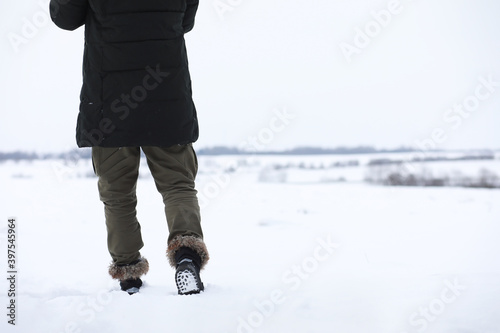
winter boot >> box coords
[175,247,204,295]
[108,257,149,295]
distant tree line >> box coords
[1,146,409,161]
[197,145,415,155]
[1,146,498,162]
[368,154,495,166]
[0,149,92,162]
[366,166,500,189]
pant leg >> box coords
[92,146,143,266]
[141,144,203,243]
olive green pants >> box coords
[92,144,203,266]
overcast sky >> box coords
[1,0,499,153]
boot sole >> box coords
[176,268,204,295]
[125,287,140,295]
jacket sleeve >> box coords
[183,0,199,33]
[49,0,89,31]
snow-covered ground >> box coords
[1,154,499,333]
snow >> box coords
[1,154,500,333]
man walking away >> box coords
[49,0,209,295]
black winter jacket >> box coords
[50,0,199,147]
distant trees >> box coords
[0,151,38,162]
[366,163,500,189]
[196,145,414,155]
[2,147,499,189]
[0,149,91,162]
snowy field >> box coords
[1,153,500,333]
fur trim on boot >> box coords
[167,235,209,270]
[108,257,149,280]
